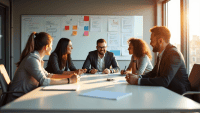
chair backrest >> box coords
[0,64,11,107]
[188,64,200,102]
[0,64,11,93]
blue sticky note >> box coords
[84,26,89,31]
[110,50,120,56]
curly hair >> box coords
[128,38,152,60]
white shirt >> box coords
[97,54,105,72]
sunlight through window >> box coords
[189,0,200,73]
[167,0,180,51]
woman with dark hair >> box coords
[121,38,153,75]
[7,32,78,103]
[45,38,86,75]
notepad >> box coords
[42,84,80,91]
[79,90,132,100]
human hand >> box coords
[69,73,78,83]
[83,68,87,73]
[121,70,131,75]
[75,69,85,75]
[90,68,98,74]
[102,68,111,74]
[125,73,139,85]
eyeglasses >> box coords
[97,46,107,49]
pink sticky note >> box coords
[84,31,89,36]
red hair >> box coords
[128,38,152,60]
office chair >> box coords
[0,64,24,107]
[182,64,200,103]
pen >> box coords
[124,66,127,71]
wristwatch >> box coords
[68,78,70,84]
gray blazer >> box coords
[82,50,120,73]
[7,51,50,103]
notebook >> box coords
[79,90,132,100]
[42,84,80,91]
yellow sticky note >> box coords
[73,25,77,30]
[72,31,77,36]
[84,31,89,36]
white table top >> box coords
[1,73,200,113]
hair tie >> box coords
[35,33,39,37]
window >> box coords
[189,0,200,73]
[191,49,196,55]
[193,57,196,62]
[166,0,180,51]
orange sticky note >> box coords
[72,31,77,36]
[84,16,89,21]
[65,26,69,30]
[73,25,77,30]
[84,31,89,36]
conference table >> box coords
[1,73,200,113]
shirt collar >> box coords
[98,53,105,59]
[158,48,165,60]
[33,50,42,61]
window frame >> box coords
[162,0,190,73]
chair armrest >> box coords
[182,91,200,96]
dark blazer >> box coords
[82,50,120,73]
[140,44,191,95]
[45,52,77,74]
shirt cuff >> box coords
[138,78,141,85]
[110,69,113,73]
[41,78,51,86]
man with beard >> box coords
[125,26,191,96]
[82,39,120,74]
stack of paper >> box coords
[42,84,80,91]
[79,90,132,100]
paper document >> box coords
[79,90,132,100]
[42,84,80,91]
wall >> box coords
[12,0,156,76]
[0,0,9,6]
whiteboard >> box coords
[21,15,143,60]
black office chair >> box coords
[182,64,200,103]
[0,64,24,107]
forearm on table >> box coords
[49,78,69,85]
[63,71,75,75]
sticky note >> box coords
[84,31,89,36]
[65,26,69,30]
[73,25,77,30]
[84,26,89,31]
[110,50,120,56]
[84,16,89,21]
[72,31,77,36]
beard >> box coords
[98,50,106,55]
[152,42,161,52]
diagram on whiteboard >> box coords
[21,15,143,60]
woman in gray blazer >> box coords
[45,38,86,75]
[7,32,78,104]
[121,38,153,75]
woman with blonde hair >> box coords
[121,38,153,75]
